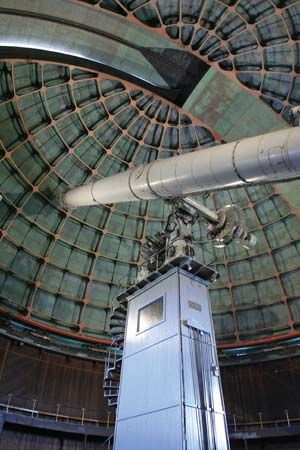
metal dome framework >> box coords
[1,60,300,349]
[78,0,300,122]
[0,60,217,341]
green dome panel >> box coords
[1,61,300,347]
[78,0,300,121]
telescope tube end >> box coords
[60,192,73,211]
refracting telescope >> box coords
[61,128,300,208]
[61,128,300,264]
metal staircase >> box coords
[102,256,217,409]
[103,297,128,407]
[103,203,218,411]
[99,434,114,450]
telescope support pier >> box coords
[113,266,230,450]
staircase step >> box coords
[108,400,118,407]
[103,383,119,389]
[109,328,125,337]
[110,321,125,327]
[110,330,125,336]
[110,320,126,328]
[106,367,121,375]
[114,304,127,314]
[104,390,119,397]
[104,374,120,382]
[110,324,125,330]
[115,304,126,312]
[112,337,125,346]
[106,365,121,373]
[104,372,120,379]
[111,311,127,321]
[117,296,129,306]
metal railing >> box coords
[0,392,115,428]
[228,410,300,432]
[108,237,218,310]
[99,434,114,450]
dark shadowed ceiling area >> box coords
[0,0,300,361]
[78,0,300,122]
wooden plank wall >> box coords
[0,336,109,422]
[222,357,300,423]
[0,334,299,427]
[0,425,102,450]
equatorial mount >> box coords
[138,197,256,282]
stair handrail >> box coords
[99,433,114,449]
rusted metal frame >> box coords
[0,306,111,345]
[71,0,299,118]
[4,66,79,321]
[0,203,81,331]
[274,184,300,222]
[215,269,284,293]
[193,187,280,248]
[2,189,75,319]
[115,91,163,162]
[253,193,299,336]
[213,277,297,316]
[132,192,152,278]
[211,185,295,345]
[64,78,130,173]
[31,77,212,192]
[0,58,221,139]
[211,217,297,267]
[15,61,221,324]
[87,206,122,334]
[62,211,142,243]
[233,315,291,338]
[1,59,298,348]
[0,221,115,302]
[219,330,300,349]
[0,150,61,322]
[29,63,222,312]
[210,190,241,343]
[0,4,194,81]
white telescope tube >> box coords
[61,127,300,208]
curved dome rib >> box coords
[76,0,300,122]
[1,60,300,349]
[0,60,218,342]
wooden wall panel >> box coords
[0,336,109,421]
[221,357,300,423]
[0,427,61,450]
[0,335,300,426]
[62,438,103,450]
[0,426,103,450]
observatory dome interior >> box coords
[0,1,300,449]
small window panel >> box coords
[137,296,164,333]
